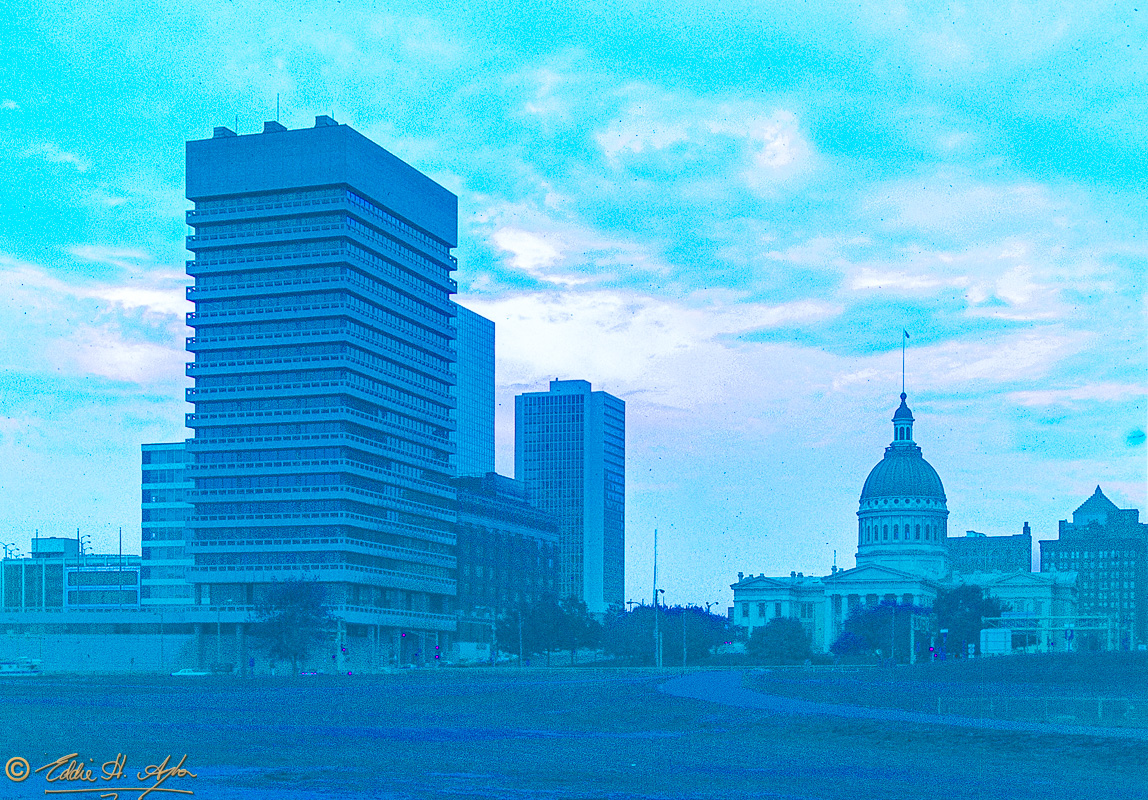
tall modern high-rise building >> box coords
[514,380,624,613]
[451,304,495,477]
[184,117,458,663]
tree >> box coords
[831,601,924,663]
[496,597,563,665]
[602,604,657,665]
[556,597,601,665]
[747,617,812,665]
[251,579,337,674]
[933,585,1006,658]
[601,605,729,666]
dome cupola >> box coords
[855,392,950,579]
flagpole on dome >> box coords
[902,329,909,395]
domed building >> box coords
[730,391,1077,657]
[855,392,949,579]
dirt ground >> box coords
[0,668,1144,799]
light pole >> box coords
[655,588,665,668]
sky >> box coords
[0,0,1145,607]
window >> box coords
[883,525,889,541]
[893,525,899,540]
[774,602,782,617]
[757,602,765,618]
[741,603,748,618]
[915,524,921,540]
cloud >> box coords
[461,289,840,408]
[0,253,189,386]
[53,326,186,384]
[921,330,1087,387]
[24,141,91,173]
[864,172,1063,239]
[594,85,816,193]
[70,245,153,270]
[0,99,18,111]
[1008,383,1147,407]
[477,201,671,286]
[829,328,1087,394]
[490,228,573,284]
[851,268,969,293]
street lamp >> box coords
[654,589,665,668]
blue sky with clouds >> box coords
[1,0,1144,604]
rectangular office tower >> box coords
[451,305,495,477]
[184,118,458,663]
[515,380,624,613]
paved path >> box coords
[659,670,1148,741]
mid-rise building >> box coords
[515,379,624,614]
[946,526,1033,574]
[452,472,559,661]
[1040,487,1147,647]
[141,442,195,607]
[451,305,495,477]
[184,117,459,663]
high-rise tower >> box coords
[514,380,624,613]
[450,304,495,478]
[184,118,458,661]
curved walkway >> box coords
[659,670,1148,741]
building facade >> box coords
[947,526,1033,574]
[184,117,459,663]
[451,304,495,478]
[141,442,195,607]
[3,545,140,611]
[1039,487,1147,647]
[515,380,624,614]
[452,472,559,662]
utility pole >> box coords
[652,528,659,668]
[682,606,688,669]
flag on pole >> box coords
[903,329,909,339]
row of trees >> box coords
[248,579,1007,671]
[495,599,732,666]
[249,582,736,670]
[831,584,1004,662]
[747,584,1007,665]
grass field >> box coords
[0,663,1145,799]
[747,652,1148,726]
